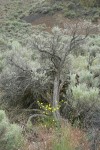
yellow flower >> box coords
[48,107,52,110]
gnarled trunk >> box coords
[53,73,60,121]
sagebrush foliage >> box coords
[0,110,24,150]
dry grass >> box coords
[21,122,90,150]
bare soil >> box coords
[23,12,100,34]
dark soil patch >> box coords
[22,13,46,23]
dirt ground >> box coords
[23,12,100,34]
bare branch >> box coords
[9,58,33,73]
[61,26,89,67]
[28,114,47,122]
